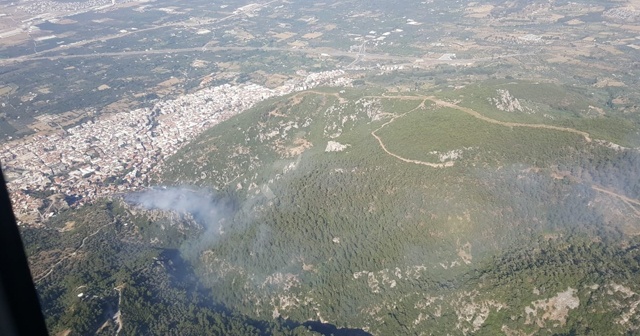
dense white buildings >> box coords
[0,70,349,225]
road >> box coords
[365,94,640,216]
[425,96,593,143]
[0,45,357,63]
[0,42,533,68]
[346,41,366,69]
[591,185,640,216]
[362,95,592,142]
[371,98,455,168]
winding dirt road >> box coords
[364,95,593,143]
[370,99,455,168]
[365,95,594,168]
[426,97,592,143]
[592,185,640,216]
[365,94,640,213]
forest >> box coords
[24,83,640,335]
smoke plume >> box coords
[126,186,238,255]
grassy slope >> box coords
[439,81,640,147]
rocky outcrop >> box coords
[491,89,525,113]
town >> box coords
[0,70,350,225]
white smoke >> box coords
[126,186,239,257]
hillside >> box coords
[27,82,640,335]
[147,82,640,334]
